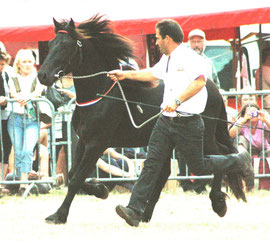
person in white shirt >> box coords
[108,19,252,227]
[188,29,220,88]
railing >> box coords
[2,89,270,194]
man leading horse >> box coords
[108,19,253,227]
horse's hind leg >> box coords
[142,158,171,223]
[45,144,105,224]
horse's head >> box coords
[39,15,135,87]
[38,18,83,86]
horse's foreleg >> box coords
[209,173,228,217]
[68,139,109,199]
[142,158,171,223]
[68,138,85,180]
[45,144,105,224]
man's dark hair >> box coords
[155,19,183,43]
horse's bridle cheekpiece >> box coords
[55,30,83,79]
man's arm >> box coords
[163,75,206,113]
[108,69,158,82]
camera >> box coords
[250,111,259,117]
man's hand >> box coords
[107,70,126,81]
[163,100,178,113]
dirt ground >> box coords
[0,187,270,241]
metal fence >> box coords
[0,98,56,197]
[2,89,270,193]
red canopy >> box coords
[0,7,270,43]
[113,7,270,41]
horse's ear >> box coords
[68,18,76,29]
[53,18,61,32]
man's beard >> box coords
[193,47,203,55]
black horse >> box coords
[38,15,247,224]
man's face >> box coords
[189,36,204,55]
[155,29,169,55]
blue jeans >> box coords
[8,113,39,177]
[128,115,208,214]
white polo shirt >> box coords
[150,44,208,117]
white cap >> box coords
[188,29,205,39]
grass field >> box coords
[0,187,270,241]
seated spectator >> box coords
[114,147,147,159]
[0,51,12,191]
[87,148,136,192]
[229,103,270,190]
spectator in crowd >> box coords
[188,29,220,88]
[237,88,258,110]
[7,49,44,195]
[87,148,136,192]
[0,51,12,190]
[229,103,270,190]
[0,42,13,77]
[229,103,270,154]
[255,47,270,114]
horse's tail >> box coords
[216,96,247,202]
[226,173,247,202]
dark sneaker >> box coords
[237,150,254,178]
[115,205,142,227]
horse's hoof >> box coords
[45,212,67,224]
[210,191,228,218]
[213,203,227,217]
[95,183,109,200]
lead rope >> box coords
[115,80,162,128]
[59,71,161,128]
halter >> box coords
[55,30,83,79]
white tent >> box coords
[1,0,269,28]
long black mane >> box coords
[77,15,135,65]
[57,15,154,89]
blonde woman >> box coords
[8,49,44,195]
